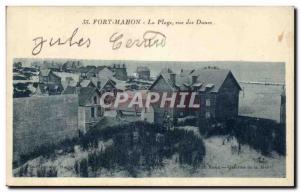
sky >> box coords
[14,58,285,83]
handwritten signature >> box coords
[109,31,166,50]
[32,28,166,55]
[32,28,91,56]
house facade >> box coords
[148,68,241,127]
[77,87,104,132]
[64,77,118,132]
[36,69,63,95]
[188,69,241,123]
[148,72,176,125]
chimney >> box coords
[97,81,101,89]
[192,75,198,84]
[170,73,176,86]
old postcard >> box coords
[6,7,294,186]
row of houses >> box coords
[14,61,248,131]
[74,67,242,129]
[33,61,128,81]
[34,68,238,127]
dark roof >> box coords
[90,77,116,90]
[150,68,241,93]
[78,87,99,106]
[22,67,38,72]
[191,69,241,92]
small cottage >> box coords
[77,87,104,132]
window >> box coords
[91,107,95,118]
[93,96,97,104]
[205,111,211,119]
[206,98,211,107]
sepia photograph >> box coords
[12,59,286,178]
[6,6,294,187]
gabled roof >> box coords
[149,68,241,93]
[148,73,176,91]
[97,67,115,78]
[90,77,116,91]
[191,69,241,92]
[78,87,99,106]
[148,68,176,91]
